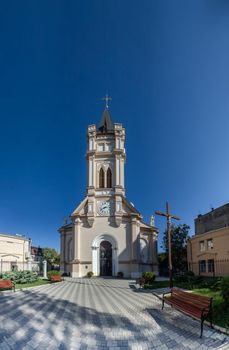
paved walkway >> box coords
[0,278,228,350]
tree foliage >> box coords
[43,248,60,265]
[161,224,190,273]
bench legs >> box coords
[210,313,213,328]
[162,299,165,310]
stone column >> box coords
[92,246,99,276]
[43,260,47,279]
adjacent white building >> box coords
[0,233,31,273]
[59,105,158,278]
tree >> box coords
[158,252,169,277]
[161,224,190,274]
[42,248,60,266]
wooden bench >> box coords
[162,288,213,337]
[0,279,15,292]
[50,275,63,283]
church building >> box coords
[59,101,158,278]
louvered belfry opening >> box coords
[99,168,105,188]
[107,167,112,188]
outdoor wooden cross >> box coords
[155,201,180,288]
[102,94,112,109]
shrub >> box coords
[87,271,93,278]
[185,271,195,277]
[2,271,38,284]
[220,277,229,306]
[117,271,124,278]
[137,277,145,288]
[61,272,70,277]
[175,271,195,283]
[142,272,155,284]
[47,270,60,280]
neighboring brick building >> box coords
[187,203,229,276]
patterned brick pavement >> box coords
[0,278,228,349]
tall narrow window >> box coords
[107,167,112,188]
[99,168,105,188]
[199,260,206,273]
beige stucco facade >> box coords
[59,106,158,278]
[187,226,229,277]
[0,233,31,273]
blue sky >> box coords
[0,1,229,251]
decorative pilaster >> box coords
[73,218,82,261]
[60,234,65,262]
[131,218,140,262]
[43,260,47,279]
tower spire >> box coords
[98,95,114,133]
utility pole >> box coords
[155,201,180,289]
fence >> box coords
[188,259,229,277]
[0,260,43,276]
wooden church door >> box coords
[100,241,112,276]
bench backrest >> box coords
[0,279,13,287]
[171,288,212,309]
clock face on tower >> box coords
[97,200,112,216]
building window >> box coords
[207,239,213,250]
[107,168,112,188]
[199,260,206,273]
[139,238,148,263]
[68,239,73,261]
[99,168,105,188]
[11,263,18,272]
[208,259,214,273]
[98,143,104,152]
[200,241,205,252]
[105,143,112,152]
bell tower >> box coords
[59,97,159,278]
[86,99,126,227]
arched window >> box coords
[107,167,112,188]
[99,168,105,188]
[139,238,148,263]
[68,239,73,261]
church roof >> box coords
[98,107,114,133]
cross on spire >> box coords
[102,94,112,109]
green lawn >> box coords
[192,288,229,329]
[0,279,51,291]
[144,280,229,329]
[144,280,170,289]
[15,279,51,289]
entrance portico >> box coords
[92,234,118,276]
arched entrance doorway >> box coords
[100,241,112,276]
[91,234,118,276]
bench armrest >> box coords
[162,291,171,298]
